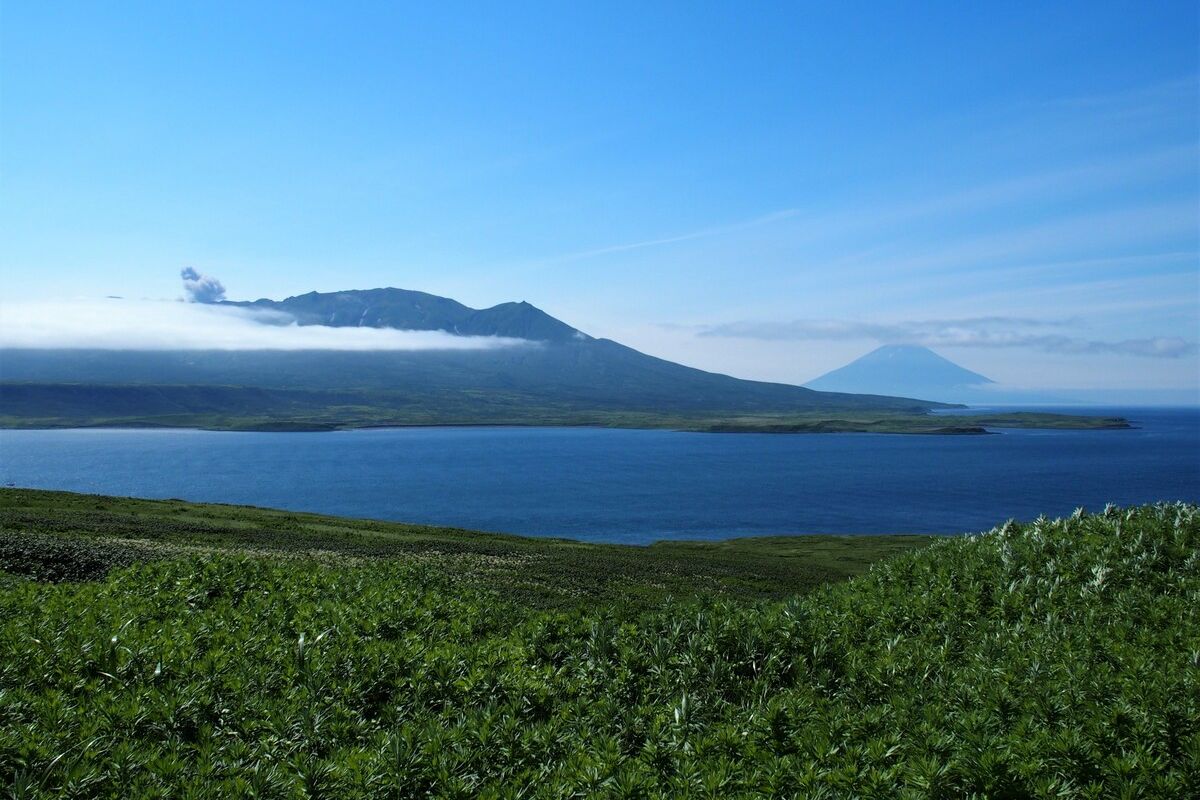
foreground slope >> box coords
[0,493,1195,797]
[0,489,929,607]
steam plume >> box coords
[181,267,226,303]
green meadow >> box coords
[0,490,1196,798]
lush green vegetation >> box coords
[1,492,1195,797]
[0,490,931,609]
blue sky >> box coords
[2,2,1197,394]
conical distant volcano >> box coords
[805,345,993,402]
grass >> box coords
[0,489,934,609]
[0,491,1195,797]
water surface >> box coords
[2,407,1196,544]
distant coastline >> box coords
[0,410,1130,435]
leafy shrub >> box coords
[0,503,1196,797]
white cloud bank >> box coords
[0,298,534,351]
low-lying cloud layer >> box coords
[0,298,534,351]
[697,316,1197,358]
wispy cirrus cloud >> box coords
[694,316,1198,358]
[527,138,1196,273]
[542,209,803,264]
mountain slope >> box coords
[2,289,950,416]
[0,342,939,415]
[806,345,993,401]
[0,289,983,429]
[225,288,583,343]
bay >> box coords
[1,407,1196,544]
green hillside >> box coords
[0,490,931,608]
[0,491,1195,797]
[0,342,942,416]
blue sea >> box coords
[1,407,1197,544]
